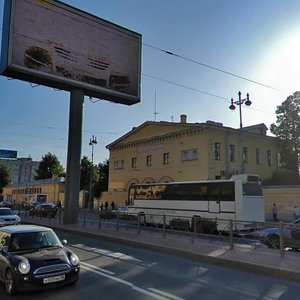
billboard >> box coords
[0,0,142,105]
[0,149,17,159]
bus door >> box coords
[208,200,220,213]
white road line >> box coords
[72,243,142,263]
[81,264,175,300]
[148,288,186,300]
[80,261,115,275]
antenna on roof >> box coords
[154,91,158,121]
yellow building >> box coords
[106,116,280,206]
[2,177,65,206]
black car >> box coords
[0,225,80,295]
[29,203,58,218]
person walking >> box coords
[293,205,300,220]
[272,203,278,222]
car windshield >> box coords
[9,231,62,252]
[0,209,14,216]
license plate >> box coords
[43,275,65,284]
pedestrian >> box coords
[293,206,300,220]
[105,201,108,211]
[272,203,278,222]
[111,201,115,211]
[100,202,103,211]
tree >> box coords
[270,91,300,178]
[94,160,109,198]
[34,152,65,180]
[80,156,99,202]
[0,164,10,193]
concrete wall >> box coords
[263,186,300,222]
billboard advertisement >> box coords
[0,149,17,159]
[0,0,142,105]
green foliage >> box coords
[34,152,64,180]
[270,91,300,174]
[169,218,190,231]
[80,156,92,191]
[93,160,109,198]
[0,164,10,192]
[262,169,300,185]
[191,216,218,234]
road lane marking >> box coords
[81,264,184,300]
[72,243,142,263]
[80,261,115,275]
[148,288,185,300]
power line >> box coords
[144,43,281,92]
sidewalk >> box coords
[22,216,300,282]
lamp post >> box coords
[229,91,252,129]
[229,91,252,174]
[89,135,97,209]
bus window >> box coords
[220,183,234,201]
[243,183,263,196]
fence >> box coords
[18,208,300,257]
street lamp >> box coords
[229,91,252,129]
[89,135,97,209]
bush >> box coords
[169,218,190,231]
[99,211,115,219]
[192,216,218,234]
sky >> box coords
[1,0,300,168]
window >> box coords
[181,149,198,161]
[267,150,272,166]
[114,160,124,169]
[243,146,248,163]
[229,144,235,162]
[131,157,137,168]
[215,143,221,160]
[163,152,170,164]
[256,149,261,165]
[146,155,152,166]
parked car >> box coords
[0,200,12,208]
[253,218,300,249]
[0,208,21,226]
[0,225,80,295]
[29,203,58,218]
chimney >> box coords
[180,114,187,123]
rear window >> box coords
[243,183,263,196]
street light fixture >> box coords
[229,91,252,129]
[89,135,97,209]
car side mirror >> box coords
[61,239,67,245]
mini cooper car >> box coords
[0,225,80,295]
[0,208,21,226]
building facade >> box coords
[106,116,280,206]
[2,177,65,205]
[0,157,39,184]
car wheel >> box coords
[5,268,17,295]
[266,234,280,249]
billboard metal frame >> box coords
[0,0,142,105]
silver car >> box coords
[0,208,21,226]
[254,218,300,249]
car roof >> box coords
[0,207,12,210]
[0,225,52,234]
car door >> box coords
[289,219,300,248]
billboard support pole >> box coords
[63,89,84,224]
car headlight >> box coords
[70,253,79,266]
[18,260,30,274]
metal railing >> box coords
[18,208,300,257]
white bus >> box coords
[127,174,265,231]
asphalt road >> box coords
[1,229,300,299]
